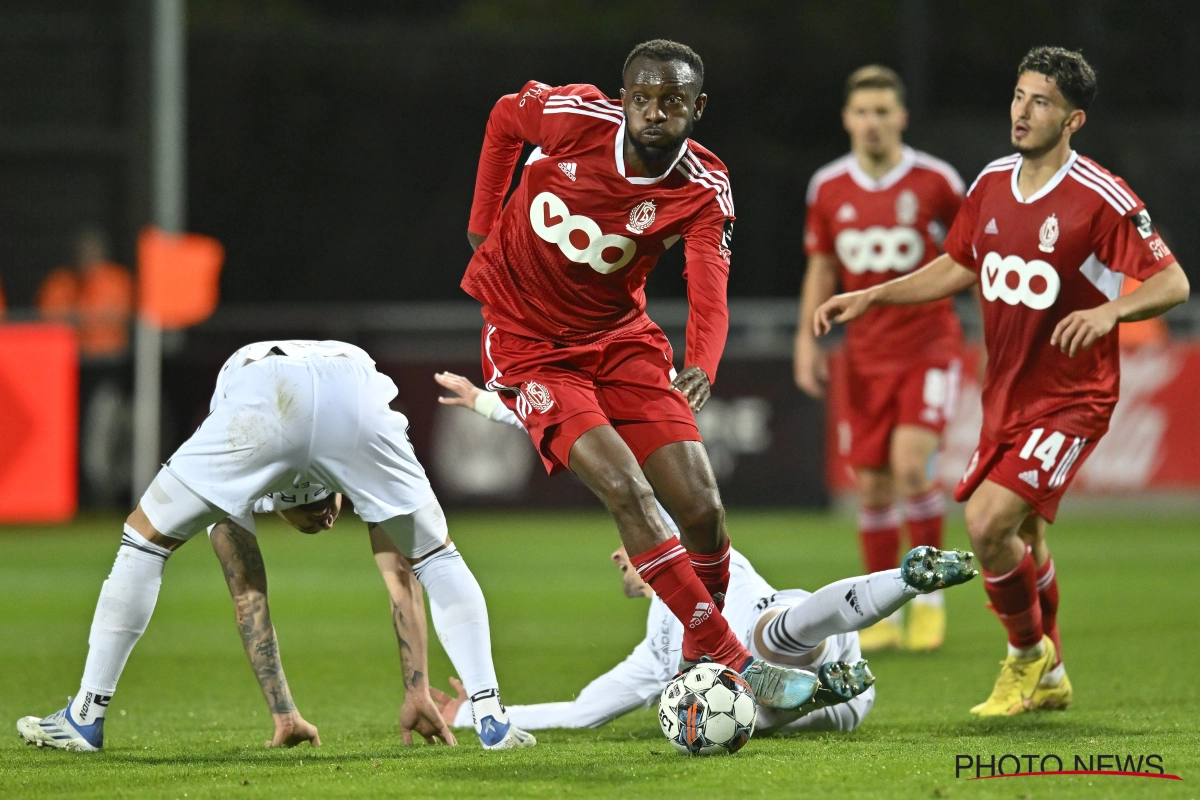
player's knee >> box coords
[596,471,656,518]
[671,493,724,540]
[964,501,1007,554]
[894,462,930,497]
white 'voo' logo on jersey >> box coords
[530,191,637,274]
[834,226,924,274]
[980,252,1060,310]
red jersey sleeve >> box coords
[803,185,833,256]
[1092,184,1175,281]
[681,204,733,383]
[943,181,981,269]
[468,80,555,237]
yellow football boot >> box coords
[1032,669,1073,710]
[970,635,1057,716]
[857,617,904,652]
[904,600,946,651]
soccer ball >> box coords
[658,662,757,755]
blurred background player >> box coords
[460,39,821,710]
[37,227,134,360]
[18,340,534,751]
[815,47,1189,716]
[794,66,966,652]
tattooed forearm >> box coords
[213,521,295,714]
[369,524,434,698]
[391,598,422,689]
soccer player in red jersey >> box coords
[462,40,836,710]
[815,47,1189,715]
[795,66,966,653]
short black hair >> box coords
[1018,46,1097,110]
[845,64,906,107]
[622,39,704,92]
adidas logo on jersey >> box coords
[836,202,857,222]
[558,161,577,181]
[984,218,999,235]
[1018,469,1040,489]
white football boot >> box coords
[471,689,536,750]
[17,699,104,752]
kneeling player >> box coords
[17,340,533,751]
[436,542,976,733]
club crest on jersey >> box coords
[836,202,857,222]
[1038,214,1059,253]
[895,189,919,225]
[522,382,554,413]
[558,161,577,181]
[626,200,657,234]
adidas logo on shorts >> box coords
[1018,469,1040,489]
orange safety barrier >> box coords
[137,227,224,329]
[0,324,79,523]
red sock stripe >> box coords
[982,549,1043,649]
[903,487,945,522]
[629,538,688,582]
[858,504,901,532]
[688,539,731,568]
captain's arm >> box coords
[468,81,553,246]
[1051,261,1189,356]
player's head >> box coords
[620,39,706,162]
[842,65,908,158]
[277,493,343,534]
[1011,47,1095,156]
[611,546,653,599]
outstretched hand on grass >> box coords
[430,677,468,735]
[400,689,457,746]
[267,711,321,748]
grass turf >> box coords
[0,510,1196,799]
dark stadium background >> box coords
[4,0,1198,509]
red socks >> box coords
[858,505,901,574]
[1037,557,1062,665]
[982,547,1043,649]
[629,538,750,669]
[904,487,945,550]
[689,540,731,610]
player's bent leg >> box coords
[19,469,226,752]
[378,503,535,750]
[1012,514,1070,706]
[855,467,905,651]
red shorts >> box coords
[954,424,1099,523]
[481,323,701,474]
[839,358,961,469]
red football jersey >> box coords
[944,151,1175,442]
[462,81,735,382]
[805,147,964,372]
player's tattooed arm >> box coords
[210,520,321,747]
[369,524,457,745]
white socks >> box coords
[71,526,171,726]
[762,569,916,656]
[411,544,502,721]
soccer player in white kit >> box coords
[433,372,978,733]
[17,340,534,752]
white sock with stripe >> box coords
[71,526,171,726]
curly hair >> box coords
[622,39,704,92]
[1018,46,1097,110]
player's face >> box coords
[611,547,653,599]
[277,493,343,534]
[843,88,907,158]
[1011,71,1085,156]
[620,58,706,162]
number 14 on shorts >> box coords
[1018,427,1088,488]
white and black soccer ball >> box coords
[658,662,757,755]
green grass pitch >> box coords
[1,510,1197,799]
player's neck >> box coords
[1015,138,1073,200]
[852,144,904,181]
[622,134,684,179]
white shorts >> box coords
[154,353,435,536]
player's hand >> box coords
[671,366,712,413]
[813,290,874,336]
[1050,305,1119,357]
[467,231,487,251]
[266,711,321,748]
[400,689,458,746]
[793,340,829,399]
[435,372,482,409]
[430,677,468,732]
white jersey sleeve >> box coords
[473,390,524,429]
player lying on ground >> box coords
[17,340,533,751]
[815,47,1189,716]
[794,65,967,653]
[437,543,976,734]
[462,38,820,710]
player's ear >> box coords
[1063,107,1086,136]
[693,93,707,120]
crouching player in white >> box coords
[17,341,534,752]
[433,373,978,734]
